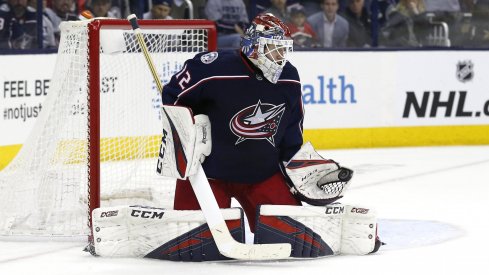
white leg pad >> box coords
[92,205,243,261]
[255,204,379,257]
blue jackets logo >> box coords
[229,100,285,146]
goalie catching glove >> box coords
[156,105,211,179]
[283,142,353,206]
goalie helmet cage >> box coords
[0,19,217,237]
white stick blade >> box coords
[210,224,292,260]
[226,242,292,261]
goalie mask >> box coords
[241,13,293,84]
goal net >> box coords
[0,19,217,237]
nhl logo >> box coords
[456,60,474,83]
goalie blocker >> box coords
[91,204,381,261]
[156,105,211,179]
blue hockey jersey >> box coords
[162,50,304,183]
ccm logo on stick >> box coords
[131,210,165,219]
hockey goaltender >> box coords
[89,13,383,261]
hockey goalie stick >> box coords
[127,14,291,261]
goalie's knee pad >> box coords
[92,206,244,261]
[254,204,381,258]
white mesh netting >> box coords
[0,19,212,236]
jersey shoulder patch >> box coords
[200,52,219,64]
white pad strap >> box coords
[92,206,243,261]
[156,105,211,179]
[341,205,378,255]
[193,114,212,165]
[255,204,378,257]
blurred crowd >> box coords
[0,0,488,50]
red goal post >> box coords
[0,19,217,237]
[86,19,217,234]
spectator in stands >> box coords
[380,0,427,47]
[424,0,460,12]
[254,0,271,15]
[468,0,489,47]
[307,0,349,47]
[341,0,372,47]
[0,0,38,49]
[300,0,322,17]
[27,0,57,48]
[205,0,249,48]
[423,0,462,40]
[45,0,79,46]
[255,0,302,17]
[143,0,172,19]
[286,5,320,47]
[264,0,290,23]
[121,0,145,19]
[393,0,426,19]
[76,0,86,14]
[171,0,206,19]
[87,0,120,18]
[375,0,397,27]
[459,0,476,12]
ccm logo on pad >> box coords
[351,207,369,214]
[325,206,344,214]
[131,210,165,219]
[100,210,119,218]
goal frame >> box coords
[86,19,217,232]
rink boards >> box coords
[1,50,489,169]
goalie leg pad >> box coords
[254,204,380,258]
[92,206,244,261]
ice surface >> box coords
[1,145,488,275]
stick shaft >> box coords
[128,14,163,93]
